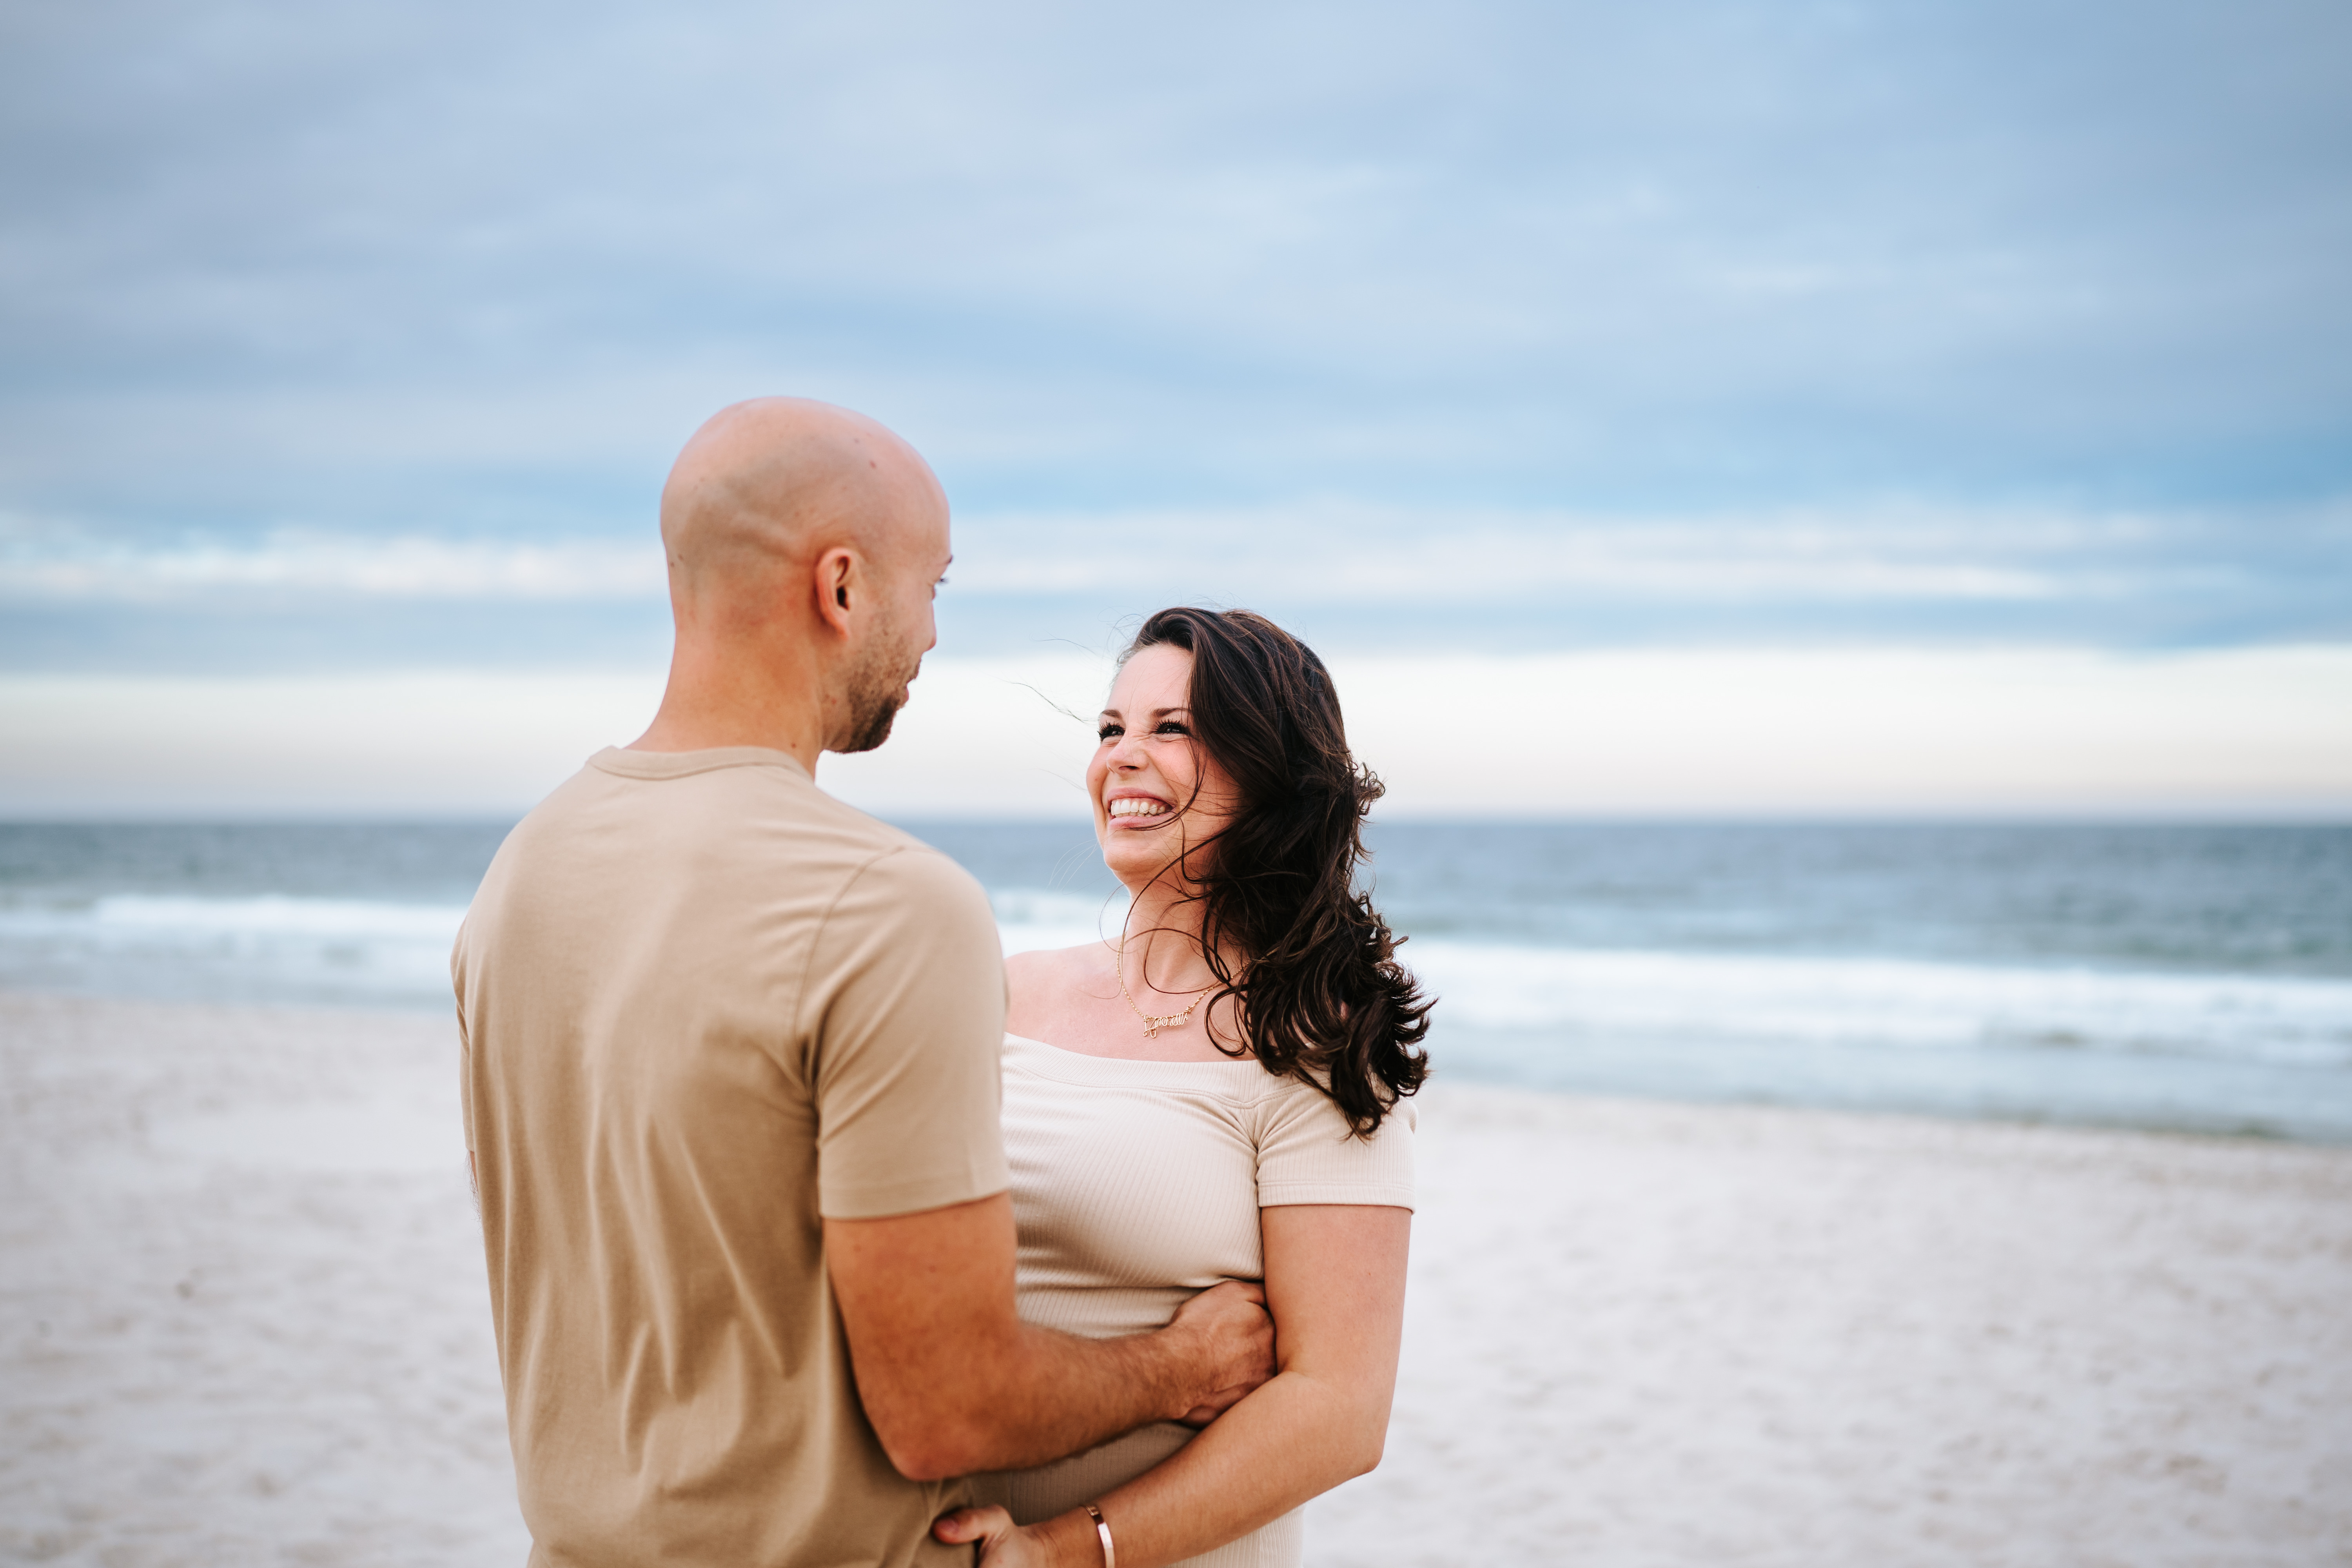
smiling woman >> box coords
[940,606,1430,1568]
[1089,608,1430,1128]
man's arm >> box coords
[827,1192,1276,1481]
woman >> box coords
[933,607,1432,1567]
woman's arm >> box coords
[936,1202,1412,1567]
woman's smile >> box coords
[1088,642,1242,877]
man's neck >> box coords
[628,648,829,773]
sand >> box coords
[1314,1089,2352,1566]
[4,991,2348,1567]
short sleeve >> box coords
[801,846,1012,1220]
[1255,1081,1416,1212]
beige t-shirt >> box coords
[973,1032,1416,1568]
[453,746,1010,1568]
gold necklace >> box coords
[1116,934,1213,1038]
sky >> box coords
[2,0,2348,816]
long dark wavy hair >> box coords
[1122,606,1431,1134]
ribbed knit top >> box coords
[970,1032,1416,1568]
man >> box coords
[453,398,1274,1566]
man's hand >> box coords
[1161,1279,1276,1425]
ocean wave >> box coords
[992,888,1126,956]
[6,889,2348,1082]
[979,892,2352,1073]
[1409,940,2352,1071]
[86,894,466,939]
[0,894,468,1004]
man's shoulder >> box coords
[822,835,995,938]
[736,784,975,898]
[471,748,987,926]
[567,745,919,869]
[460,760,609,902]
[797,796,936,865]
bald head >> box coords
[659,397,947,614]
[630,397,950,763]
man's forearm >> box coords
[915,1278,1274,1478]
[828,1199,1272,1482]
[947,1320,1198,1475]
[873,1317,1194,1480]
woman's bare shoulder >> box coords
[1007,945,1105,982]
[1005,941,1107,991]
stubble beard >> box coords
[836,625,914,755]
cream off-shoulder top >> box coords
[970,1032,1417,1568]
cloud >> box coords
[4,1,2348,522]
[0,505,2088,606]
[1330,644,2352,818]
[946,502,2129,603]
[0,526,663,603]
[6,646,2346,819]
[0,0,2345,690]
[3,497,2345,673]
[0,668,665,816]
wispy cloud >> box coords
[2,497,2344,671]
[946,504,2124,603]
[0,526,663,603]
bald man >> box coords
[453,399,1273,1568]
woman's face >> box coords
[1089,643,1242,892]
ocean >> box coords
[4,819,2347,1142]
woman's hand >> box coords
[932,1505,1062,1566]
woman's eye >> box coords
[1096,726,1122,741]
[1155,722,1190,736]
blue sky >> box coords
[1,2,2347,815]
[5,0,2348,668]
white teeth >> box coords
[1109,798,1169,818]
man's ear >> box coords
[814,548,858,636]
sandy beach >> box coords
[5,990,2348,1566]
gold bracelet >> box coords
[1082,1503,1116,1568]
